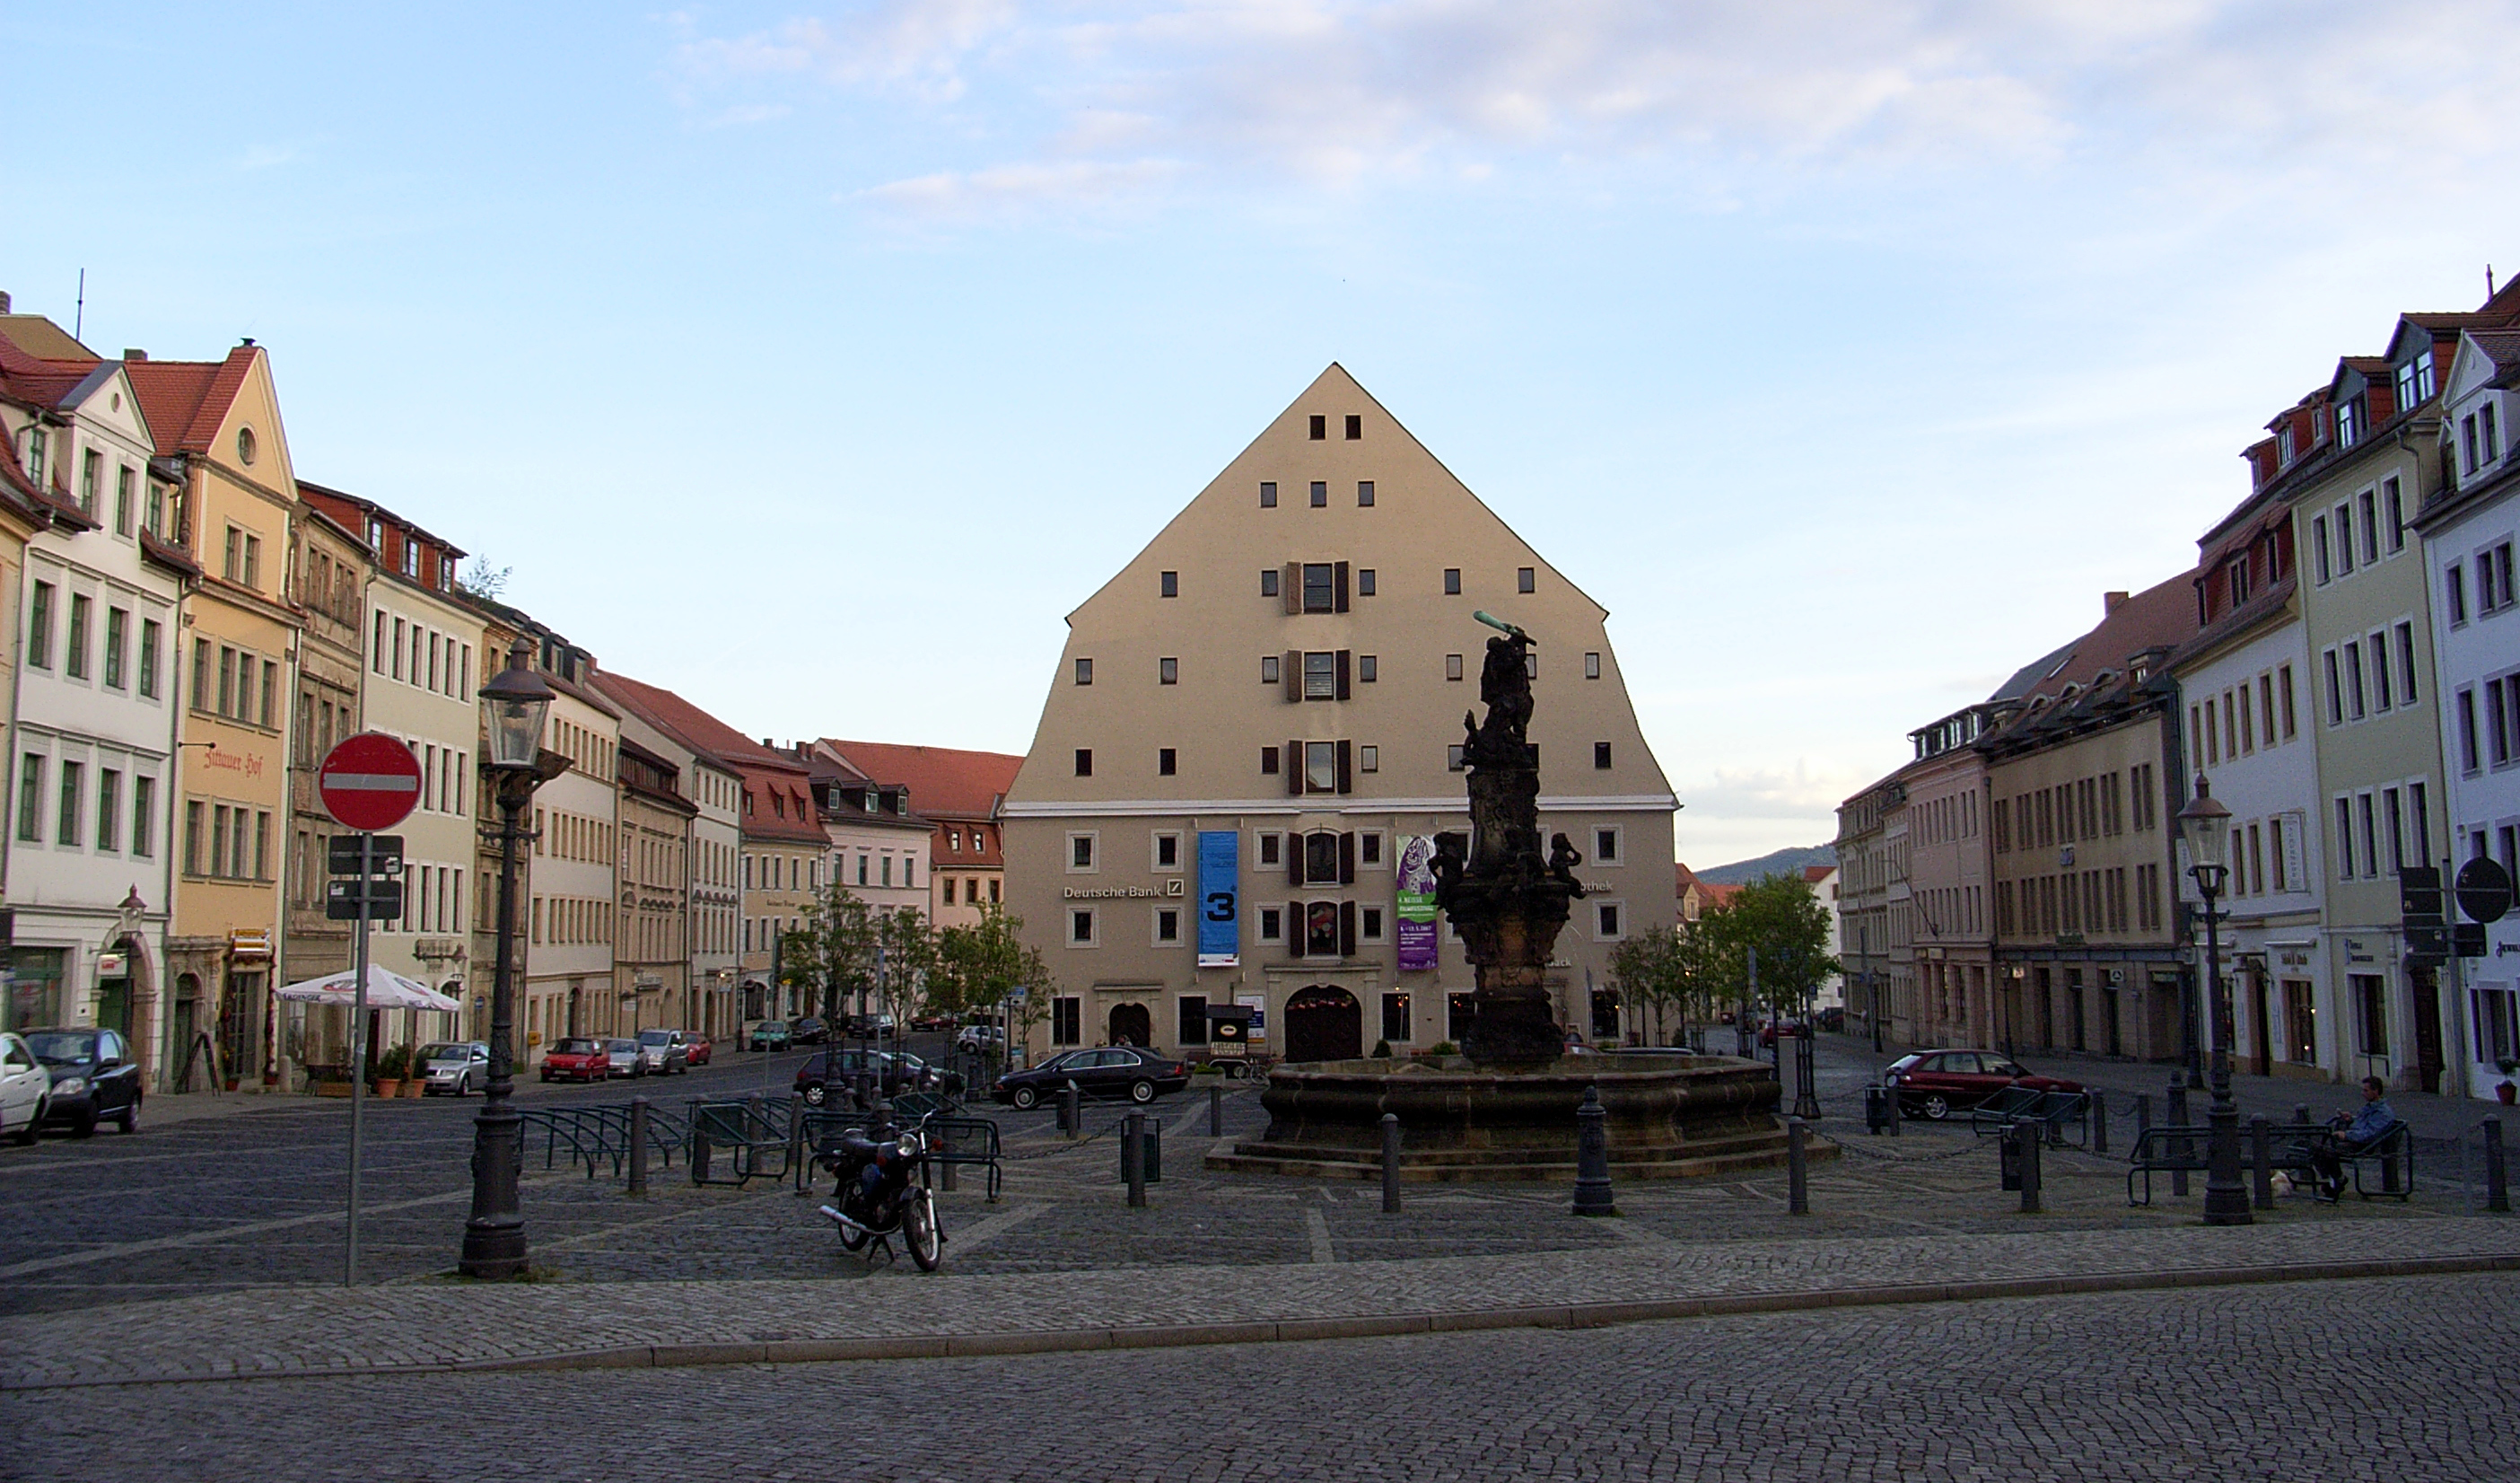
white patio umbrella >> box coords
[275,963,459,1013]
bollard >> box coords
[1888,1082,1901,1138]
[1124,1111,1147,1207]
[1381,1113,1402,1213]
[1572,1084,1617,1216]
[2166,1082,2190,1197]
[1062,1080,1082,1139]
[1211,1082,1225,1137]
[628,1096,651,1199]
[2251,1115,2274,1210]
[2090,1089,2108,1155]
[692,1119,712,1185]
[1787,1117,1809,1215]
[2486,1119,2510,1215]
[2294,1102,2312,1130]
[2016,1119,2043,1214]
[788,1095,810,1194]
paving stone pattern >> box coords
[9,1273,2518,1481]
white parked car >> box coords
[954,1024,1006,1055]
[1,1031,52,1145]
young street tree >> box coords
[1697,872,1840,1021]
[932,905,1057,1052]
[1606,923,1722,1047]
[788,883,936,1028]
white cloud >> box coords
[674,0,2520,212]
[854,156,1186,220]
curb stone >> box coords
[10,1250,2514,1391]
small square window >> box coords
[1160,571,1178,597]
[1447,654,1464,681]
[1258,907,1283,943]
[1358,569,1376,597]
[1594,742,1612,769]
[1258,831,1282,866]
[1158,747,1177,776]
[1344,414,1361,440]
[1518,567,1536,593]
[1361,831,1383,864]
[1309,481,1327,508]
[1159,657,1178,685]
[1260,482,1278,508]
[1261,655,1281,685]
[1074,749,1093,777]
[1595,828,1619,863]
[1074,657,1093,685]
[1362,907,1385,941]
[1585,652,1602,680]
[1360,655,1378,683]
[1444,568,1461,595]
[1597,902,1622,938]
[1447,745,1466,771]
[1071,908,1097,945]
[1360,745,1378,773]
[1155,908,1180,943]
[1260,746,1280,775]
[1261,569,1280,598]
[1308,415,1326,440]
[1357,480,1374,506]
[1155,832,1179,867]
[1072,835,1096,868]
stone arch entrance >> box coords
[1107,1002,1151,1048]
[1284,985,1363,1063]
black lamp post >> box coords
[459,637,556,1278]
[2175,774,2252,1226]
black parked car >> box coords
[790,1015,830,1046]
[993,1047,1189,1109]
[26,1026,143,1136]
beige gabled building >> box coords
[1002,365,1678,1063]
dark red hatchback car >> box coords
[1885,1049,2081,1120]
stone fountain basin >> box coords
[1211,1052,1818,1182]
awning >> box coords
[275,964,459,1013]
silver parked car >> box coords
[419,1041,491,1096]
[603,1039,649,1078]
[1,1032,51,1145]
[635,1028,691,1075]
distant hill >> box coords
[1693,845,1836,885]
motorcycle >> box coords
[814,1117,944,1270]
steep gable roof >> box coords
[593,671,787,773]
[122,348,257,457]
[0,315,97,362]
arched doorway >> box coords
[1284,985,1363,1063]
[1107,1002,1151,1048]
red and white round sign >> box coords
[319,733,424,832]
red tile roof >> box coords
[122,349,256,457]
[593,671,827,846]
[814,739,1023,822]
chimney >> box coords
[123,349,146,362]
[2103,591,2129,616]
[0,291,11,312]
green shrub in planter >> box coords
[1428,1040,1458,1057]
[1371,1040,1392,1057]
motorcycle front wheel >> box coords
[904,1189,942,1271]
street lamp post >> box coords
[2175,774,2252,1227]
[460,637,557,1278]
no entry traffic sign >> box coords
[319,733,424,832]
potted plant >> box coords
[2497,1057,2517,1106]
[376,1043,408,1097]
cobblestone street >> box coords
[10,1272,2517,1481]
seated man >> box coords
[2308,1076,2397,1201]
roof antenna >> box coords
[74,268,84,341]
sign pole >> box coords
[346,830,372,1286]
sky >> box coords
[4,2,2517,869]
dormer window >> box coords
[2278,425,2296,462]
[2335,399,2359,449]
[2395,351,2436,408]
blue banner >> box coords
[1197,830,1239,967]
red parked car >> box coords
[684,1034,713,1066]
[1884,1049,2081,1120]
[538,1038,610,1084]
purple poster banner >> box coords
[1396,834,1439,973]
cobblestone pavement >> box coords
[9,1272,2517,1481]
[4,1055,2498,1322]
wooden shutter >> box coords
[1335,739,1352,794]
[1288,740,1304,798]
[1334,561,1350,613]
[1290,835,1306,886]
[1335,650,1351,700]
[1283,651,1301,703]
[1287,905,1305,958]
[1282,564,1301,615]
[1339,831,1356,884]
[1339,900,1358,958]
